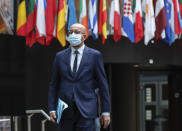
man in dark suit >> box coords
[48,23,111,131]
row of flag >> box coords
[16,0,182,47]
[17,0,66,47]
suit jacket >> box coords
[48,45,111,118]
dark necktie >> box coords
[73,50,79,73]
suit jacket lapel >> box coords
[75,46,89,78]
[64,48,72,77]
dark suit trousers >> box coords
[59,102,94,131]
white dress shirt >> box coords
[70,44,85,72]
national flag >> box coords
[179,0,182,33]
[46,0,57,46]
[79,0,89,37]
[67,0,77,30]
[57,0,66,47]
[177,0,182,30]
[122,0,135,43]
[25,0,37,47]
[154,0,167,41]
[173,0,182,34]
[109,0,121,42]
[132,0,136,13]
[142,0,156,45]
[179,0,182,16]
[98,0,107,44]
[36,0,47,45]
[16,0,27,36]
[133,0,143,43]
[180,0,182,8]
[163,0,175,45]
[89,0,98,40]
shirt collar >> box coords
[71,44,85,55]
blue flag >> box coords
[68,0,77,30]
[88,0,98,40]
[163,0,175,45]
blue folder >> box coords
[56,98,68,124]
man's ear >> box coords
[82,34,86,41]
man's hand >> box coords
[101,115,111,129]
[49,112,57,123]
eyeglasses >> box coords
[67,30,81,35]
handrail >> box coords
[26,109,50,131]
[0,119,10,122]
[26,109,50,120]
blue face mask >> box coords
[68,33,82,46]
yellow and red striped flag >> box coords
[98,0,107,44]
[57,0,66,47]
[16,0,27,36]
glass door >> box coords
[139,75,168,131]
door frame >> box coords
[135,65,176,131]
